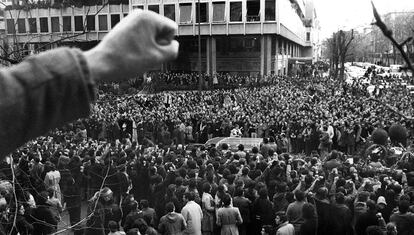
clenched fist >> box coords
[85,10,179,82]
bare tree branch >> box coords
[371,1,414,74]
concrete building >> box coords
[3,0,319,75]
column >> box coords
[206,36,216,75]
[260,36,265,77]
[295,45,297,57]
[281,39,285,75]
[207,37,211,75]
[266,35,272,75]
[211,37,216,75]
[260,35,272,76]
[274,36,279,75]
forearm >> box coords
[0,48,95,158]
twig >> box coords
[8,159,18,235]
[371,1,414,74]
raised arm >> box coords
[0,10,178,158]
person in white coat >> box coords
[181,191,203,235]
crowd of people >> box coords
[0,72,414,235]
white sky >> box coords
[315,0,414,39]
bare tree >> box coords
[337,29,354,80]
[0,0,114,65]
[371,1,414,74]
[369,1,414,121]
[323,29,354,80]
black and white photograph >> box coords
[0,0,413,234]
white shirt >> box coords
[327,125,334,141]
[181,201,203,235]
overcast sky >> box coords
[315,0,414,39]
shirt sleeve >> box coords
[0,47,95,158]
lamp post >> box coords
[197,0,202,91]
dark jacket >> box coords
[252,198,274,226]
[31,205,58,235]
[10,214,33,235]
[332,204,353,235]
[355,211,379,235]
[233,196,251,224]
[390,212,414,235]
[158,212,187,235]
[123,211,144,232]
[300,218,318,235]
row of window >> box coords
[6,0,277,34]
[6,14,126,34]
[133,0,276,23]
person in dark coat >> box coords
[85,187,122,235]
[31,192,58,235]
[300,203,318,235]
[332,193,353,235]
[65,177,82,235]
[114,165,130,204]
[251,188,274,235]
[233,188,251,235]
[390,199,414,235]
[355,200,381,235]
[10,204,33,235]
[123,200,144,233]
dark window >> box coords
[17,19,26,33]
[63,16,71,32]
[247,0,260,21]
[230,2,242,22]
[40,17,48,32]
[148,5,159,14]
[111,14,120,28]
[212,2,225,22]
[29,18,37,33]
[265,0,275,21]
[229,38,244,52]
[98,15,108,31]
[180,3,192,24]
[51,17,60,32]
[132,5,143,10]
[124,13,128,17]
[164,4,175,21]
[86,15,95,31]
[75,16,83,31]
[244,37,260,52]
[196,2,208,23]
[306,32,310,41]
[6,19,15,34]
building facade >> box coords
[4,0,319,75]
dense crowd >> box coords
[0,72,414,235]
